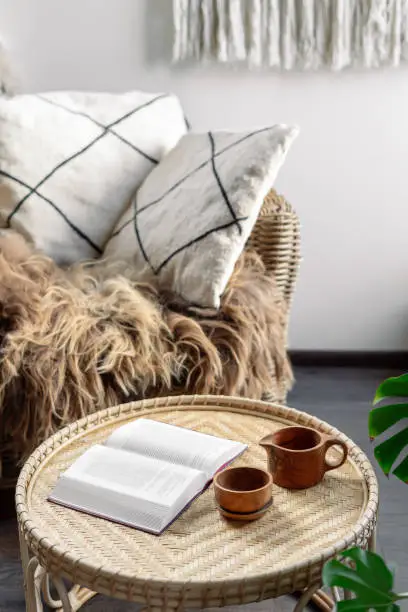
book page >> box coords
[106,419,247,479]
[49,445,207,533]
[60,444,203,506]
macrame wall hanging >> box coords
[173,0,408,70]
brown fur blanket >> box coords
[0,232,292,460]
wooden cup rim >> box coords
[214,466,272,494]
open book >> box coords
[49,418,247,534]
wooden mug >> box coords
[259,426,348,489]
[213,467,272,514]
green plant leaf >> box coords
[322,549,400,611]
[340,546,394,591]
[374,429,408,477]
[369,404,408,438]
[370,374,408,482]
[323,559,389,603]
[374,374,408,404]
[341,548,394,592]
[392,454,408,484]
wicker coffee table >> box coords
[16,395,378,612]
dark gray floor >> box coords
[1,366,407,611]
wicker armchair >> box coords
[247,189,301,404]
[249,190,300,307]
[0,189,300,511]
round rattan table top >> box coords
[16,395,378,608]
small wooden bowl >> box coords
[213,467,272,514]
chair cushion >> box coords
[0,90,187,264]
[104,125,298,308]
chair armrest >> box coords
[246,189,301,307]
[246,189,300,404]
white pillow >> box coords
[104,126,299,308]
[0,90,187,264]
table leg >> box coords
[19,526,95,611]
[42,574,65,609]
[19,526,44,612]
[52,576,73,612]
[293,582,321,611]
[368,527,377,552]
[42,577,96,611]
[65,585,98,611]
[18,525,31,608]
[311,590,333,612]
[25,558,45,612]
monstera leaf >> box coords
[322,374,408,611]
[370,373,408,483]
[323,548,406,611]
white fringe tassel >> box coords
[173,0,408,69]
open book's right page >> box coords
[106,419,247,479]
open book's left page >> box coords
[49,444,206,534]
[106,418,247,479]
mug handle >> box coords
[323,437,348,472]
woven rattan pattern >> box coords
[249,189,300,308]
[249,189,301,404]
[16,396,377,608]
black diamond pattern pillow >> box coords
[104,125,299,308]
[0,90,187,264]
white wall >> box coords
[0,0,407,350]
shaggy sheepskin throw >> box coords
[0,232,291,460]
